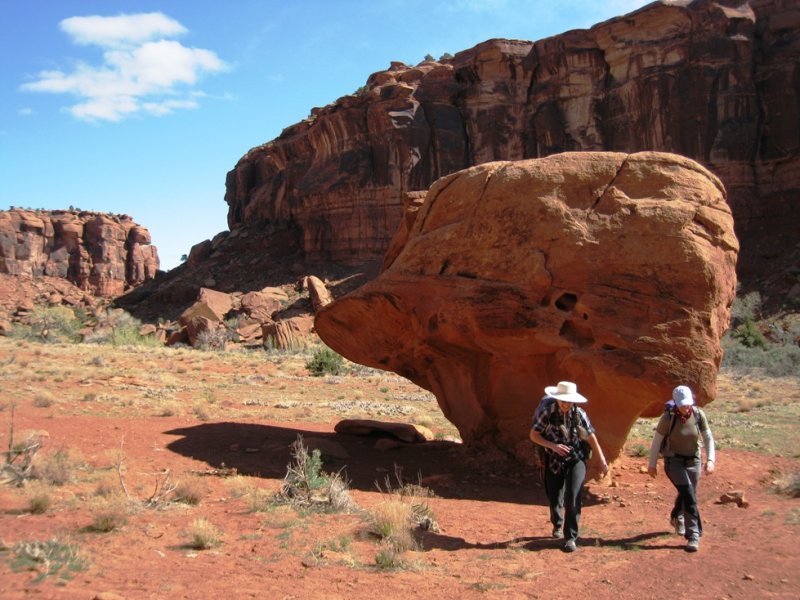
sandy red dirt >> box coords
[1,407,798,600]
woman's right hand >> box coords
[647,465,657,478]
[551,443,572,457]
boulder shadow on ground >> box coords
[163,421,564,504]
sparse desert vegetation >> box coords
[0,327,798,598]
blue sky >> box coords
[0,0,649,270]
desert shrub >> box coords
[773,471,800,498]
[627,443,649,457]
[363,471,438,565]
[84,310,161,347]
[305,346,345,376]
[375,543,405,569]
[184,518,222,549]
[10,539,87,583]
[245,486,274,513]
[9,306,81,344]
[730,290,762,323]
[374,470,439,534]
[33,448,73,486]
[2,428,45,486]
[26,484,52,514]
[274,435,354,513]
[173,477,206,506]
[32,393,55,408]
[722,338,800,377]
[87,509,127,532]
[93,475,117,497]
[192,405,210,421]
[86,495,130,532]
[731,317,768,349]
[196,328,232,351]
[225,475,254,499]
[366,499,417,552]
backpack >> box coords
[660,405,703,455]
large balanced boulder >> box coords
[315,152,739,461]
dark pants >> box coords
[544,456,586,542]
[664,456,703,540]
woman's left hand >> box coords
[705,460,715,474]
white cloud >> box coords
[21,12,227,122]
[18,107,34,116]
[60,12,186,48]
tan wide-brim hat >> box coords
[544,381,588,403]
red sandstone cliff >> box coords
[0,208,159,297]
[224,0,799,293]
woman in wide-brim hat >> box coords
[530,381,608,552]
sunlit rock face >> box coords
[224,0,796,286]
[0,209,159,297]
[316,152,739,460]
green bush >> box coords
[722,337,800,377]
[274,435,354,513]
[731,317,768,349]
[84,310,161,347]
[9,306,82,343]
[305,346,345,376]
[10,539,87,583]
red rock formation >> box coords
[0,209,159,297]
[224,0,797,293]
[315,152,739,461]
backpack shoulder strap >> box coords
[693,406,704,437]
[662,411,677,452]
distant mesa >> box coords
[222,0,797,309]
[0,208,159,297]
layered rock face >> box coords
[225,0,797,285]
[315,152,739,460]
[0,209,159,297]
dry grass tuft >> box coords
[86,494,130,532]
[33,448,74,486]
[172,476,207,506]
[25,482,52,514]
[366,498,418,552]
[772,471,800,498]
[184,518,222,549]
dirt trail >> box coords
[1,410,798,600]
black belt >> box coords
[668,454,699,462]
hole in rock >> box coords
[554,293,578,312]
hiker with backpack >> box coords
[530,381,608,552]
[647,385,716,553]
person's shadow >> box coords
[419,530,678,552]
